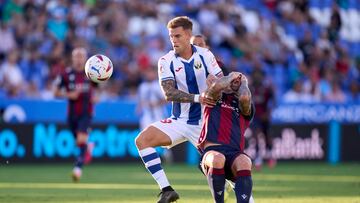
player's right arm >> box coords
[158,56,198,103]
[161,79,196,103]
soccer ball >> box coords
[85,54,113,83]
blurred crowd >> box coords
[0,0,359,104]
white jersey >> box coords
[138,80,167,130]
[158,45,222,125]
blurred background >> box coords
[0,0,359,203]
[0,0,359,165]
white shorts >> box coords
[151,118,201,148]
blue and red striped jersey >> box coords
[198,92,255,151]
[56,68,97,117]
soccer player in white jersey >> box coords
[135,16,223,203]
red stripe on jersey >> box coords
[217,96,232,144]
[239,115,246,151]
[198,107,213,149]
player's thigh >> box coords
[184,123,202,147]
[231,153,252,174]
[146,119,198,148]
[76,116,91,144]
[135,125,172,149]
[202,150,226,169]
[67,117,78,136]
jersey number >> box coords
[160,119,172,123]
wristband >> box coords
[194,94,200,103]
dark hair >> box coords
[192,34,209,46]
[167,16,193,30]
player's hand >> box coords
[240,73,248,83]
[206,74,218,87]
[67,91,79,100]
[229,72,242,81]
[199,92,217,107]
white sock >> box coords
[139,147,170,189]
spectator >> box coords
[0,49,24,97]
[283,79,314,103]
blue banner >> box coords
[2,100,359,124]
[271,104,360,123]
[0,99,139,124]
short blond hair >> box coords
[167,16,193,30]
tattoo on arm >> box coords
[161,79,195,102]
[238,79,252,116]
[205,75,233,101]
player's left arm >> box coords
[238,74,252,116]
[204,74,238,104]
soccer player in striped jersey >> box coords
[135,16,223,203]
[198,72,255,203]
[191,34,255,203]
[54,48,97,182]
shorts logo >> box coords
[160,119,172,123]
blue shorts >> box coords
[68,115,91,136]
[200,145,248,181]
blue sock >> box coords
[139,147,170,190]
[207,167,225,203]
[234,170,252,203]
[75,144,87,168]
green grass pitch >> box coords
[0,162,359,203]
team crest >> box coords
[194,61,202,69]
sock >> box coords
[75,143,88,168]
[207,167,225,203]
[139,147,170,190]
[234,170,252,203]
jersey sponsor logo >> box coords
[160,118,172,123]
[219,101,239,114]
[175,67,183,72]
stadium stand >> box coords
[0,0,358,104]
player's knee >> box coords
[76,132,88,145]
[135,126,171,149]
[204,152,225,168]
[135,132,147,149]
[240,155,252,170]
[233,154,252,171]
